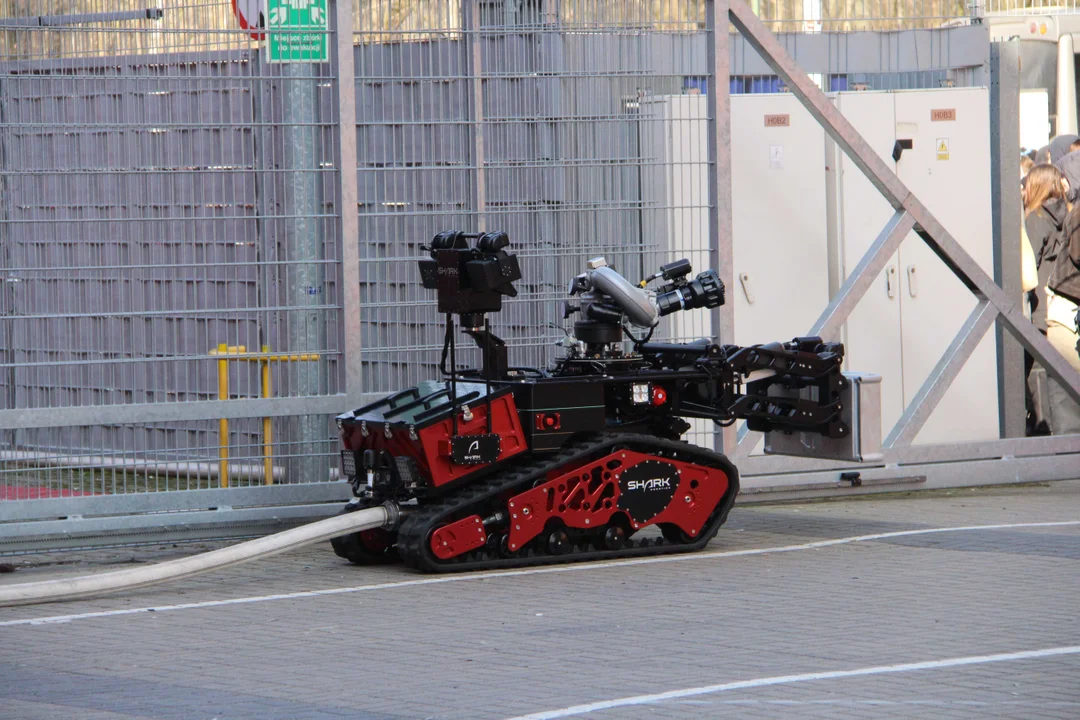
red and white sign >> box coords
[232,0,265,40]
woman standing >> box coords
[1024,165,1070,334]
[1044,165,1080,434]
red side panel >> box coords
[417,393,527,487]
[505,449,728,551]
[430,515,488,560]
[339,392,527,490]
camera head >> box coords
[418,231,522,323]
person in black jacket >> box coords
[1025,164,1071,331]
[1045,184,1080,434]
[1023,164,1071,433]
[1053,139,1080,204]
[1047,134,1079,165]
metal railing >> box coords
[975,0,1080,15]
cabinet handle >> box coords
[886,266,897,299]
[739,272,754,304]
[907,265,917,297]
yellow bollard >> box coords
[217,343,230,489]
[211,344,318,488]
[261,345,273,486]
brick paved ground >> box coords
[1,481,1078,720]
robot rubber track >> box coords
[394,433,740,573]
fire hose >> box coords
[0,502,398,608]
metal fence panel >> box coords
[0,0,1001,550]
[0,3,342,503]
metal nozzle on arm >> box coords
[655,269,725,316]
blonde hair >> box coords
[1024,163,1067,216]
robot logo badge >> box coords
[618,461,679,524]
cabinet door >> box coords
[892,88,999,444]
[834,92,905,437]
[730,94,830,347]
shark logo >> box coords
[452,434,500,466]
[617,460,679,524]
[626,477,672,492]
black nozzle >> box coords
[656,269,725,317]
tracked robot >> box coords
[332,231,852,572]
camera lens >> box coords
[430,231,464,250]
[476,231,509,253]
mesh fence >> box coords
[0,0,985,507]
[0,0,340,494]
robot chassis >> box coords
[332,231,850,572]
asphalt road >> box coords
[2,481,1078,720]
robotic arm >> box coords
[563,257,850,441]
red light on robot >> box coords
[535,412,561,430]
[652,387,667,406]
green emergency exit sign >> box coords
[267,0,328,63]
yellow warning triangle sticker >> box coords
[938,140,948,152]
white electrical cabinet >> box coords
[639,93,831,348]
[640,94,833,451]
[834,88,998,445]
[730,94,831,347]
[639,87,998,448]
[832,92,907,433]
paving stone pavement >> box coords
[1,481,1078,720]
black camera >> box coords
[418,231,522,319]
[655,269,725,317]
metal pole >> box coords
[463,0,487,230]
[706,0,736,456]
[0,78,15,455]
[990,41,1026,439]
[335,0,362,411]
[0,9,164,28]
[283,61,329,485]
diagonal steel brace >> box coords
[727,0,1080,456]
[884,300,999,449]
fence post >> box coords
[336,0,362,412]
[463,0,487,230]
[282,47,329,485]
[0,77,15,455]
[706,0,736,455]
[990,41,1025,439]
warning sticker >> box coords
[770,145,784,170]
[936,138,950,161]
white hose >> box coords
[0,503,396,608]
